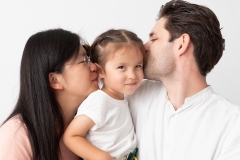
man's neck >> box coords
[163,74,208,110]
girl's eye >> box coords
[117,66,125,69]
[136,64,142,68]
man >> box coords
[127,0,240,159]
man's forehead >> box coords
[149,24,161,37]
[149,18,168,37]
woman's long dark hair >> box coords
[3,29,81,160]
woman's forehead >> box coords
[79,46,87,56]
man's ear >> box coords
[96,64,105,78]
[177,33,191,56]
[49,72,63,90]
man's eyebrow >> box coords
[149,32,155,37]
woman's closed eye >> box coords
[77,55,90,65]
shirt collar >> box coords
[165,86,214,113]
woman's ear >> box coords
[49,72,63,90]
[96,63,105,79]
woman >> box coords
[0,29,99,160]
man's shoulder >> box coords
[127,79,165,102]
[137,79,165,93]
[212,93,240,116]
[204,89,240,123]
[140,79,163,86]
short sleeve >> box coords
[76,91,110,130]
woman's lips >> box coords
[93,77,98,82]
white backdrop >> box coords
[0,0,239,124]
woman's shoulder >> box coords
[0,115,32,159]
[0,115,25,134]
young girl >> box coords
[63,29,145,160]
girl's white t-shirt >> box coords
[76,90,137,160]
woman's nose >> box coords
[89,62,97,72]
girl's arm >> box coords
[63,115,114,160]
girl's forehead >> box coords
[99,43,144,66]
[107,47,143,61]
[112,46,143,56]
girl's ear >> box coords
[96,64,105,78]
[49,72,64,90]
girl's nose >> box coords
[128,71,136,80]
[144,41,150,54]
